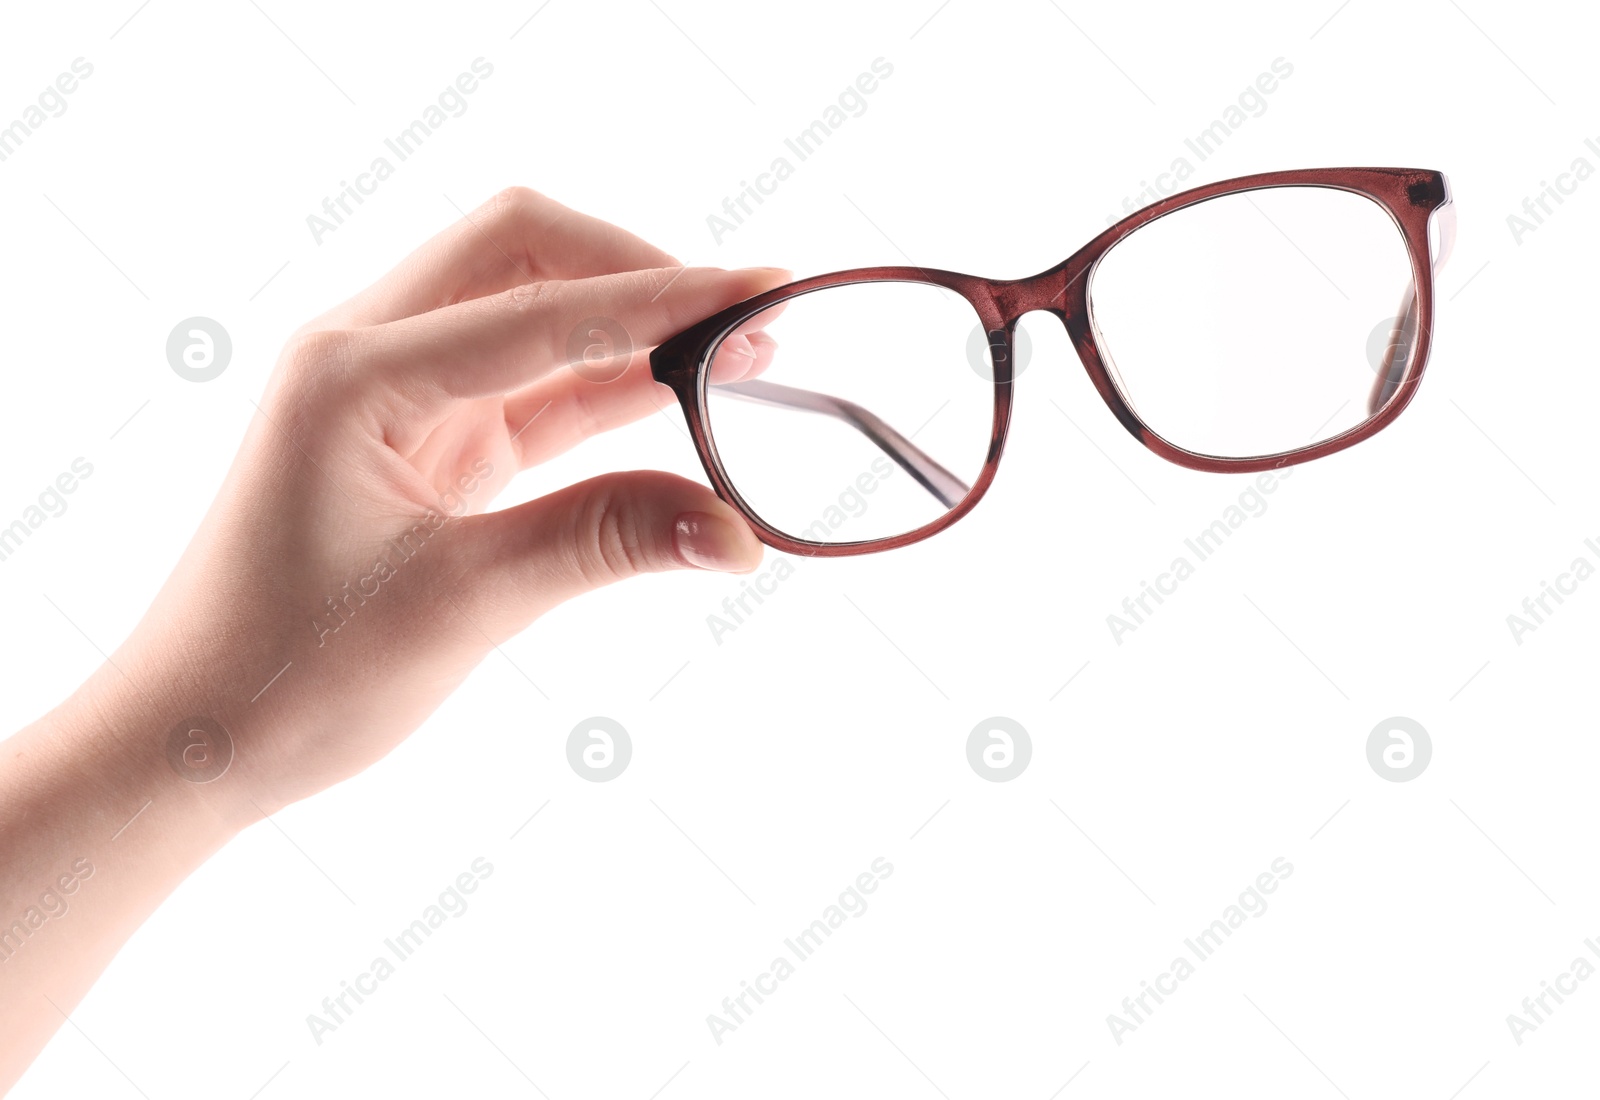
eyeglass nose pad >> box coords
[1370,293,1418,414]
[988,330,1011,375]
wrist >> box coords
[0,650,253,1081]
[50,657,257,845]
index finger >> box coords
[361,264,791,445]
[329,187,683,328]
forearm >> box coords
[0,666,242,1091]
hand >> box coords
[133,186,788,819]
[0,187,787,1086]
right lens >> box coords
[1087,185,1418,459]
[702,280,993,546]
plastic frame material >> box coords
[650,166,1454,556]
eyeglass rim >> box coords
[649,166,1452,556]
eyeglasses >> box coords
[650,167,1455,556]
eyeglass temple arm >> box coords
[1370,201,1457,416]
[710,378,970,509]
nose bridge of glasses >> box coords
[957,264,1080,380]
[710,378,970,508]
[992,260,1086,323]
[968,260,1149,439]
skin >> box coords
[0,186,788,1089]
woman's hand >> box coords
[0,187,786,1087]
[139,185,787,818]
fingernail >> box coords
[673,512,758,573]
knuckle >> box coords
[654,268,721,333]
[276,328,362,398]
[503,278,556,316]
[256,329,365,444]
[282,327,357,370]
[489,185,544,218]
[576,487,653,585]
[502,282,567,366]
[483,187,551,279]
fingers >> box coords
[333,187,683,327]
[499,330,777,469]
[457,470,762,624]
[365,265,789,445]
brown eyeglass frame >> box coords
[650,166,1454,557]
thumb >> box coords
[463,470,764,619]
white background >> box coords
[1,1,1595,1096]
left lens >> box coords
[1087,185,1418,459]
[702,280,992,546]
